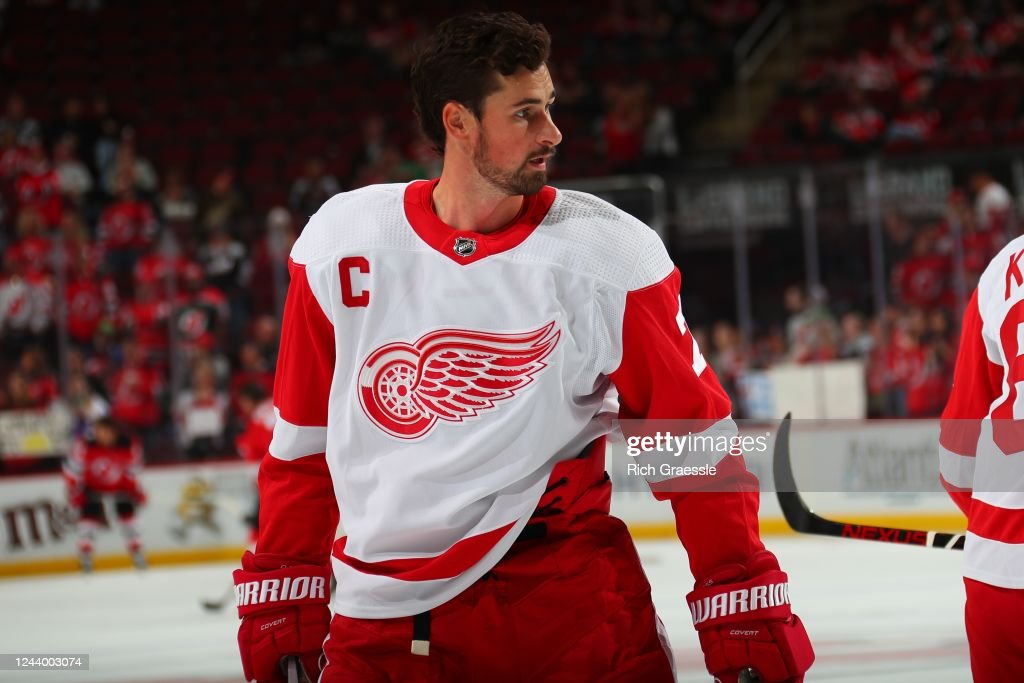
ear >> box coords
[441,101,477,147]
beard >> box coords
[473,134,552,197]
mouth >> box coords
[528,155,551,170]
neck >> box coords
[431,156,525,234]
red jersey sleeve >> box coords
[939,289,1002,516]
[255,258,339,567]
[610,268,763,579]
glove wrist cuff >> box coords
[687,568,792,630]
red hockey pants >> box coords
[965,577,1024,682]
[320,513,676,682]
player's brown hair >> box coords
[410,11,552,155]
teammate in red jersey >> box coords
[940,233,1024,681]
[233,12,813,683]
[63,417,147,572]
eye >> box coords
[515,108,531,119]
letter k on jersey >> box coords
[1005,248,1024,300]
[358,322,560,439]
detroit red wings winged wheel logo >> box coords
[358,322,560,439]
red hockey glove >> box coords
[687,550,814,683]
[234,551,332,683]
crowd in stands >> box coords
[701,169,1015,419]
[2,0,1022,469]
[0,0,765,465]
[744,0,1024,164]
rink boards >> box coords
[0,419,964,577]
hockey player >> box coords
[940,234,1024,681]
[233,11,813,683]
[64,417,147,572]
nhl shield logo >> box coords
[453,237,477,257]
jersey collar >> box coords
[403,178,556,265]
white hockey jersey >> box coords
[257,179,762,618]
[941,234,1024,589]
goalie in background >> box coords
[63,416,147,572]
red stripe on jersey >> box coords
[968,498,1024,544]
[333,521,517,582]
[274,259,335,428]
[610,268,763,579]
[940,474,973,517]
[941,290,1003,460]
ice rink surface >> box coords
[0,535,970,682]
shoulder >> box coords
[532,189,673,291]
[290,183,410,265]
[978,235,1024,310]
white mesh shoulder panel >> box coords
[290,183,416,266]
[509,189,673,292]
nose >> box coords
[539,111,562,149]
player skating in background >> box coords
[940,234,1024,681]
[233,11,813,683]
[63,416,147,572]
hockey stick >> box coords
[773,413,965,550]
[200,583,235,611]
[282,656,310,683]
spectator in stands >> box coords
[0,370,44,411]
[230,341,275,413]
[98,173,158,293]
[173,262,229,359]
[599,82,647,170]
[53,134,93,205]
[0,93,42,145]
[174,358,228,461]
[831,88,886,154]
[65,371,110,437]
[709,321,745,405]
[838,311,874,359]
[784,284,839,363]
[248,206,294,317]
[0,125,29,180]
[289,157,341,218]
[886,83,940,144]
[250,314,280,367]
[985,0,1024,67]
[235,382,275,462]
[159,167,199,248]
[0,247,53,345]
[108,338,163,444]
[16,346,59,408]
[92,96,122,181]
[946,24,993,77]
[9,206,54,276]
[892,230,950,309]
[64,241,118,349]
[969,169,1014,237]
[15,140,63,227]
[842,47,896,92]
[198,167,244,236]
[101,130,158,196]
